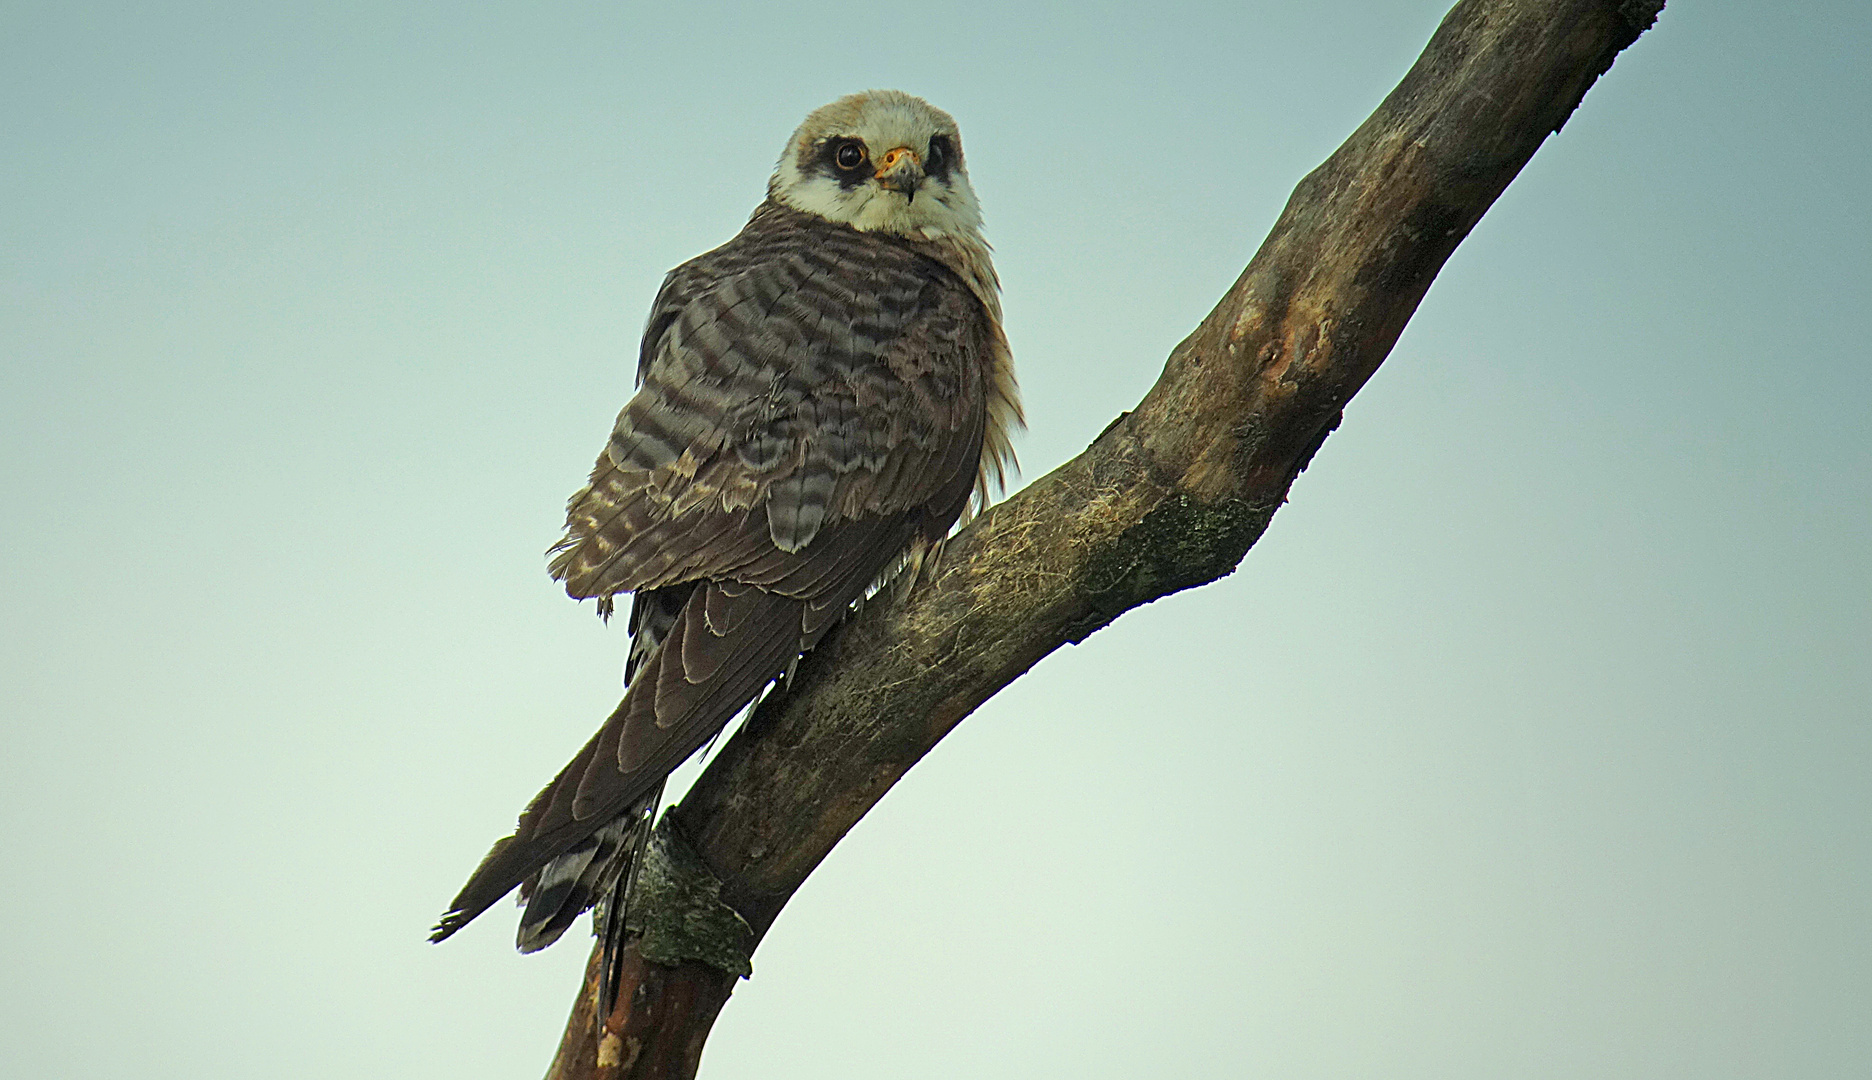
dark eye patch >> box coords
[926,134,955,182]
[817,137,871,189]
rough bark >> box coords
[543,0,1664,1075]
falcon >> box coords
[431,91,1020,999]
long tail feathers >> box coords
[513,783,664,994]
[430,588,691,947]
[516,814,621,953]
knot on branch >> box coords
[624,815,756,978]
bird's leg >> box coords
[600,780,666,1016]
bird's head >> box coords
[770,90,983,242]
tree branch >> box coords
[544,0,1663,1074]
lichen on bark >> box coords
[624,817,755,979]
[1068,493,1278,643]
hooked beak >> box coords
[874,145,924,202]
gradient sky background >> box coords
[4,2,1868,1077]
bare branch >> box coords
[544,0,1663,1074]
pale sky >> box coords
[3,2,1868,1077]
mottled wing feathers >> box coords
[551,202,985,598]
[432,202,993,943]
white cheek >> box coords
[776,173,865,223]
[775,165,983,241]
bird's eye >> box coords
[834,142,865,170]
[927,136,949,169]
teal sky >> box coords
[4,2,1868,1077]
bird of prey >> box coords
[431,91,1020,1003]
